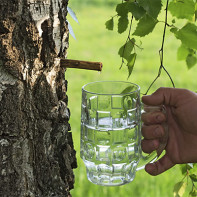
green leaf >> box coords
[169,0,195,20]
[180,164,193,175]
[189,192,197,197]
[177,44,189,61]
[173,23,197,50]
[189,188,197,197]
[188,164,197,179]
[118,38,135,60]
[127,2,146,20]
[193,163,197,168]
[116,2,129,33]
[190,174,197,182]
[133,14,158,37]
[105,18,114,31]
[137,0,162,19]
[120,86,135,94]
[173,181,187,197]
[195,10,197,21]
[118,16,129,34]
[170,27,178,34]
[180,164,187,175]
[127,53,137,78]
[186,54,197,69]
[116,2,128,16]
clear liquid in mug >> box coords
[80,117,141,186]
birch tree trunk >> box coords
[0,0,77,196]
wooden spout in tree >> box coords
[60,59,103,71]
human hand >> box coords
[141,87,197,176]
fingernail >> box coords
[153,140,159,149]
[154,127,162,137]
[156,115,163,122]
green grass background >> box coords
[66,1,197,196]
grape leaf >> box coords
[118,38,135,60]
[133,14,158,37]
[168,0,195,20]
[105,18,114,31]
[177,44,189,61]
[127,2,146,20]
[116,2,128,16]
[118,16,129,34]
[186,54,197,69]
[127,53,137,78]
[173,23,197,50]
[137,0,162,19]
[173,181,187,197]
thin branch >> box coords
[145,67,162,95]
[158,20,175,28]
[145,0,175,95]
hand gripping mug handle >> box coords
[137,104,168,171]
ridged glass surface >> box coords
[80,81,141,186]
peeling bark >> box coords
[0,0,77,196]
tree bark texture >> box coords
[0,0,77,196]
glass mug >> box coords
[80,81,166,186]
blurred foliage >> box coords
[105,0,197,91]
[69,0,119,8]
[67,1,197,196]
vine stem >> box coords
[145,0,175,95]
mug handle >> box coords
[136,104,168,171]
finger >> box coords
[145,154,175,176]
[142,87,184,107]
[156,122,169,157]
[141,111,166,125]
[142,125,164,140]
[141,139,159,153]
[143,104,164,113]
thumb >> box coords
[142,87,180,107]
[145,154,175,176]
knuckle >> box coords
[154,112,166,123]
[141,139,158,154]
[153,125,164,138]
